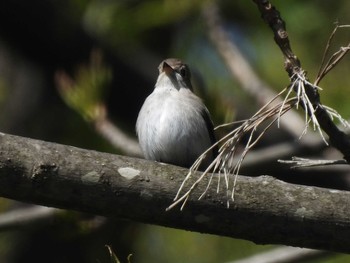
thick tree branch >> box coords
[0,132,349,253]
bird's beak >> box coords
[161,61,174,75]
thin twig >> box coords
[278,157,348,168]
[170,1,350,211]
[315,24,350,86]
[202,2,307,139]
[316,23,340,82]
[253,0,350,163]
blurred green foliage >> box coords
[0,0,349,262]
[57,50,111,122]
[83,0,204,47]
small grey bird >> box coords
[136,58,217,168]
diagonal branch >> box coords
[201,2,307,139]
[252,0,350,162]
[171,1,350,211]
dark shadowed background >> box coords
[0,1,349,262]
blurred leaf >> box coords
[83,0,205,46]
[56,50,112,122]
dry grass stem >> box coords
[315,24,350,86]
[202,1,307,139]
[167,20,350,211]
[169,59,350,210]
[167,90,298,211]
[289,71,328,144]
[323,105,350,128]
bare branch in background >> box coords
[0,206,59,231]
[0,204,106,233]
[229,246,330,263]
[201,2,308,140]
[93,106,141,157]
[278,157,348,168]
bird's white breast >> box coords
[136,85,212,167]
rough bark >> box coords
[0,132,349,253]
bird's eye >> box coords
[179,66,188,78]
